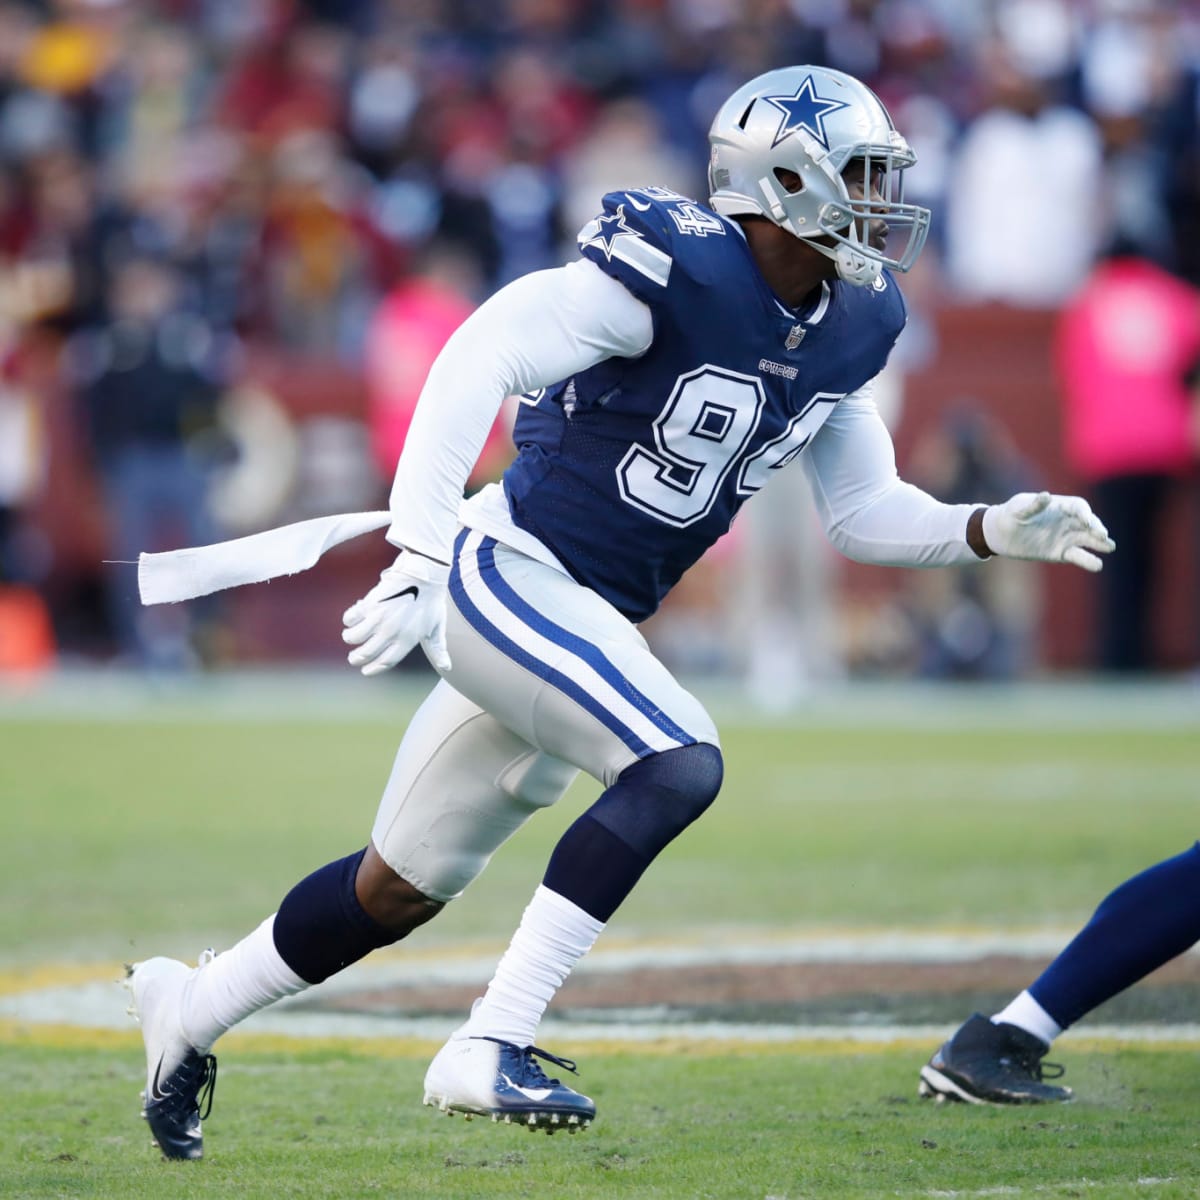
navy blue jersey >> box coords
[501,187,906,622]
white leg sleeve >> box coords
[463,885,605,1047]
[180,915,308,1051]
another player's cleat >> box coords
[423,1033,595,1132]
[918,1013,1073,1105]
[125,953,219,1159]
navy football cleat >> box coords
[423,1033,595,1132]
[142,1047,218,1160]
[126,954,219,1159]
[918,1013,1073,1105]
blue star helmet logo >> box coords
[763,75,850,151]
[582,205,642,261]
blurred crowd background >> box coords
[0,0,1198,693]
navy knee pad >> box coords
[542,742,723,921]
[273,848,402,984]
[591,742,724,860]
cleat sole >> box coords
[423,1092,593,1133]
[918,1062,1072,1107]
[918,1065,985,1105]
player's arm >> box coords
[344,259,654,675]
[799,383,1114,571]
[386,259,653,564]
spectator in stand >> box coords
[210,18,347,147]
[1,0,1199,670]
[261,127,383,359]
[905,405,1042,680]
[560,97,699,254]
[0,321,55,673]
[1159,54,1200,288]
[73,253,231,668]
[364,240,513,496]
[1055,242,1200,672]
[0,332,43,583]
[943,43,1104,305]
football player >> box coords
[920,843,1200,1104]
[126,65,1114,1159]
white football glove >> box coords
[342,550,451,676]
[982,491,1115,573]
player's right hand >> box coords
[342,550,452,676]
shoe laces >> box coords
[1003,1044,1066,1084]
[481,1037,580,1087]
[979,1019,1066,1086]
[155,1053,219,1121]
[195,1055,218,1119]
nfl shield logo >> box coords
[785,324,805,350]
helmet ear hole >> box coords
[773,167,804,194]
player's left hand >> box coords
[342,550,452,676]
[982,491,1115,572]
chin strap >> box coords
[832,241,883,287]
[799,226,882,288]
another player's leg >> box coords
[423,531,723,1130]
[917,1014,1072,1105]
[919,842,1200,1104]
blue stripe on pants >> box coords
[449,531,693,758]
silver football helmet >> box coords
[708,65,931,287]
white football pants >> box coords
[370,528,719,902]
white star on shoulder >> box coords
[581,205,643,261]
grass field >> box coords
[8,1039,1200,1199]
[3,671,1199,1197]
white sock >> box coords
[180,914,308,1051]
[464,885,605,1047]
[992,990,1062,1047]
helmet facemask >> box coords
[803,141,930,286]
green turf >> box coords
[5,681,1200,1197]
[2,706,1198,962]
[6,1040,1200,1199]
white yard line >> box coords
[5,929,1200,1044]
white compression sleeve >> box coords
[463,885,605,1047]
[386,259,653,562]
[800,384,982,568]
[179,916,308,1051]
